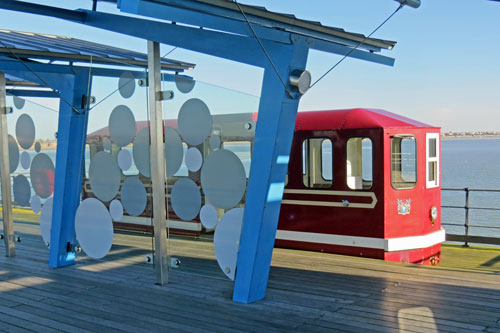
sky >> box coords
[1,0,499,132]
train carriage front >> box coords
[276,108,443,265]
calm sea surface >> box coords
[442,138,500,238]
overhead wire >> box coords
[234,0,294,98]
[310,4,403,89]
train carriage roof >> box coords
[295,108,438,131]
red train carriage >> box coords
[276,108,443,265]
[86,108,443,265]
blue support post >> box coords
[233,38,309,303]
[48,70,91,267]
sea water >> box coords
[442,138,500,238]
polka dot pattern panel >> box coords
[164,127,183,177]
[20,151,30,170]
[117,149,132,171]
[121,177,147,217]
[30,153,54,198]
[89,151,121,202]
[13,174,30,207]
[31,195,41,214]
[185,147,202,172]
[75,198,114,259]
[15,114,35,149]
[171,178,201,221]
[109,105,136,147]
[13,96,25,109]
[201,149,246,209]
[8,134,19,173]
[39,197,53,245]
[175,75,196,94]
[34,141,41,153]
[178,98,212,146]
[118,71,135,99]
[109,199,124,221]
[132,127,151,178]
[214,208,244,280]
[200,204,218,229]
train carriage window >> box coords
[302,138,332,188]
[346,138,373,190]
[426,133,440,188]
[391,135,417,189]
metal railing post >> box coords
[0,71,16,257]
[464,187,470,247]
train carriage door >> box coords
[426,133,440,188]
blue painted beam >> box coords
[128,0,384,52]
[6,89,58,98]
[0,0,85,22]
[233,38,309,303]
[49,70,92,267]
[0,2,394,67]
[81,10,280,67]
[119,0,291,44]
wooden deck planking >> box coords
[0,220,498,332]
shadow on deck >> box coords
[0,221,499,332]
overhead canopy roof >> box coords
[113,0,397,51]
[0,29,195,71]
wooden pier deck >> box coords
[0,218,499,332]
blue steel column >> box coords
[49,70,92,267]
[233,39,309,303]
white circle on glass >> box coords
[118,71,135,99]
[13,175,30,207]
[30,195,41,214]
[209,134,221,150]
[201,149,246,209]
[185,147,202,172]
[15,114,35,149]
[30,153,55,198]
[13,96,25,109]
[75,198,114,259]
[171,178,201,221]
[109,199,124,221]
[121,177,147,216]
[132,127,151,178]
[39,197,53,245]
[214,208,244,281]
[8,134,19,173]
[177,98,212,146]
[89,151,121,202]
[200,204,218,229]
[164,127,183,177]
[175,75,196,94]
[109,105,136,147]
[117,149,132,171]
[20,151,31,169]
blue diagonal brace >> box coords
[49,70,92,267]
[233,39,309,303]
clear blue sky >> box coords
[1,0,499,132]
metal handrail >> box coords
[442,187,500,246]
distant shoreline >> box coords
[442,135,500,139]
